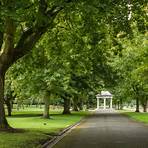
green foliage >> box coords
[110,31,148,107]
[3,0,147,112]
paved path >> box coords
[52,111,148,148]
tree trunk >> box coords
[0,73,10,128]
[142,98,147,112]
[77,97,83,111]
[135,97,140,112]
[43,92,50,118]
[78,101,83,111]
[6,100,12,116]
[63,98,71,114]
[73,102,79,111]
[43,102,49,118]
[73,96,79,111]
[143,105,147,112]
[119,99,123,110]
[117,101,120,110]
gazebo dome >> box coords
[96,91,112,99]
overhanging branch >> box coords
[13,0,74,65]
[0,32,3,51]
[38,0,48,15]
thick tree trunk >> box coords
[43,92,50,118]
[142,98,147,112]
[73,102,79,111]
[135,97,140,112]
[119,99,123,110]
[63,98,71,114]
[6,100,12,116]
[78,101,83,111]
[4,96,12,116]
[0,73,10,128]
[143,105,147,112]
[73,96,79,111]
[43,102,49,118]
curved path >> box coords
[52,111,148,148]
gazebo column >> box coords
[110,98,112,109]
[104,98,106,109]
[97,98,99,109]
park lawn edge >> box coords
[42,110,93,147]
[0,111,90,148]
[121,111,148,124]
[41,115,84,147]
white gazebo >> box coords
[96,91,113,109]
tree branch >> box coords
[0,31,3,51]
[38,0,48,15]
[46,0,74,18]
[14,26,47,60]
[10,0,74,67]
[0,18,16,73]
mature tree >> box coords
[0,0,75,128]
[110,32,148,112]
[0,0,147,129]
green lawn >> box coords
[0,109,89,148]
[123,112,148,123]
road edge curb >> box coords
[42,113,90,148]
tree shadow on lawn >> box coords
[7,113,68,119]
[50,112,85,117]
[7,113,43,118]
[7,112,83,118]
[0,127,27,133]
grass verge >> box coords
[0,110,89,148]
[123,112,148,124]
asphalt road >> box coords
[52,111,148,148]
